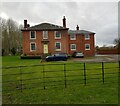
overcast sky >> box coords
[0,1,118,46]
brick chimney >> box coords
[24,20,27,28]
[63,16,66,28]
[76,25,79,30]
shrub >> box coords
[11,47,16,56]
[2,49,5,56]
[20,55,41,59]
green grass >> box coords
[2,56,119,104]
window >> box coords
[30,31,36,39]
[85,34,90,40]
[30,42,36,51]
[55,42,61,51]
[70,34,76,40]
[70,44,76,50]
[85,44,90,50]
[54,31,61,39]
[43,31,48,39]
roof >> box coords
[21,23,69,31]
[68,30,95,35]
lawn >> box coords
[2,56,119,104]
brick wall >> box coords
[83,34,95,56]
[96,48,120,54]
[22,30,68,55]
[22,31,95,56]
[68,34,95,56]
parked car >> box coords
[45,53,68,62]
[72,52,84,58]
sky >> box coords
[0,1,118,47]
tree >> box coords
[95,45,99,50]
[113,38,120,48]
[1,17,23,55]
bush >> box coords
[2,49,5,56]
[11,47,16,56]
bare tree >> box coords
[1,17,23,55]
[113,38,120,48]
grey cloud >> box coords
[0,2,118,46]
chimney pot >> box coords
[76,25,79,30]
[27,24,30,27]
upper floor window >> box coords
[70,34,76,40]
[54,31,61,39]
[30,31,36,39]
[55,42,61,51]
[85,44,90,50]
[43,31,48,39]
[30,42,36,51]
[70,44,76,51]
[85,34,90,40]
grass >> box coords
[2,56,119,104]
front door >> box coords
[43,44,48,54]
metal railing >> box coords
[1,61,119,93]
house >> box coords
[21,16,95,56]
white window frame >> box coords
[30,42,36,51]
[43,31,48,39]
[70,44,76,51]
[85,34,90,40]
[70,34,76,40]
[55,42,61,51]
[54,31,61,39]
[85,44,90,50]
[30,31,36,39]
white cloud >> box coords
[0,12,9,19]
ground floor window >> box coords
[70,44,76,51]
[55,42,61,51]
[30,42,36,51]
[85,44,90,50]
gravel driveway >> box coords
[72,55,120,62]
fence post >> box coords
[43,64,45,89]
[64,64,67,88]
[102,62,105,84]
[118,61,120,81]
[19,66,22,92]
[119,61,120,73]
[83,63,87,85]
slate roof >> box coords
[21,23,69,31]
[68,30,95,35]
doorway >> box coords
[43,44,48,54]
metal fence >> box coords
[1,61,120,93]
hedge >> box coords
[20,55,41,59]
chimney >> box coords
[76,25,79,30]
[24,20,27,28]
[63,16,66,28]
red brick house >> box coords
[21,16,95,56]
